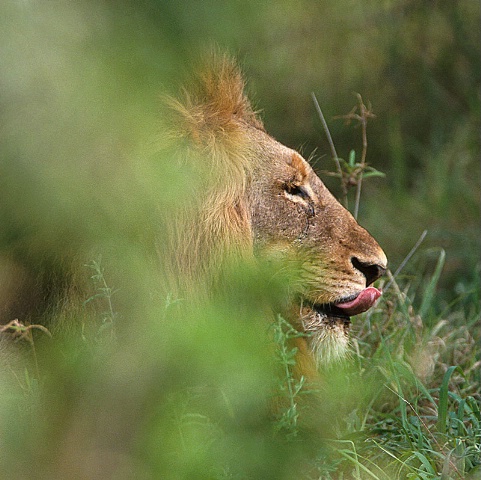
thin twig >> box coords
[353,102,366,218]
[384,229,428,293]
[1,319,52,380]
[338,94,375,219]
[357,95,370,219]
[311,92,348,207]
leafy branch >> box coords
[84,256,119,341]
[312,92,385,219]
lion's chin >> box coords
[300,304,351,367]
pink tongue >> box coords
[335,287,382,316]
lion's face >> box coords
[248,130,387,364]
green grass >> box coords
[2,153,478,480]
[268,249,480,479]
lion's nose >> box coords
[351,257,386,286]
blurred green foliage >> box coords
[0,1,479,478]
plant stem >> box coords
[384,229,428,293]
[311,92,349,207]
[354,94,368,220]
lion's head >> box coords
[165,54,387,371]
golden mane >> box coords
[167,54,264,142]
[162,54,265,291]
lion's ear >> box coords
[290,153,309,181]
[164,53,264,148]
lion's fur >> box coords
[163,54,265,290]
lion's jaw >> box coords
[301,306,351,367]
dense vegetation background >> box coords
[0,1,479,478]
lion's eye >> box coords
[283,183,315,217]
[284,183,308,199]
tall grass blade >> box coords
[384,229,428,293]
[437,365,463,434]
[411,451,436,474]
[419,248,446,320]
[333,441,382,480]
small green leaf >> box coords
[363,169,386,178]
[349,149,356,167]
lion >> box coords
[162,54,387,379]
